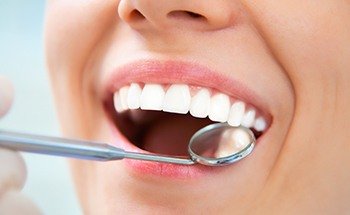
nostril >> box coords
[186,11,203,19]
[167,10,207,22]
[129,9,145,21]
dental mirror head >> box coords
[188,123,256,166]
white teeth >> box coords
[254,117,267,132]
[113,93,123,112]
[241,109,256,127]
[163,84,191,114]
[228,101,245,126]
[190,88,211,118]
[113,86,129,112]
[120,86,129,111]
[127,83,142,109]
[113,83,268,131]
[209,93,230,122]
[140,84,165,111]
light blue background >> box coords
[0,1,81,214]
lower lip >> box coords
[107,120,227,179]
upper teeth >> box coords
[113,83,268,132]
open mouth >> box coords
[102,60,272,177]
[103,61,270,160]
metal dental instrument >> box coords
[0,123,255,166]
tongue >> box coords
[142,114,211,156]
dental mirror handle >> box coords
[0,130,195,165]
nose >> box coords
[118,0,237,31]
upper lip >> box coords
[102,59,271,120]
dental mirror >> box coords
[188,123,255,166]
[0,123,255,166]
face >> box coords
[45,0,350,214]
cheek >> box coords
[245,0,350,84]
[44,0,118,135]
[45,0,117,81]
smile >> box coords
[102,60,271,179]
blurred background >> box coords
[0,1,81,214]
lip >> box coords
[107,119,223,179]
[103,60,270,118]
[102,59,271,179]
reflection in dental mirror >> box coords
[216,128,252,157]
[188,123,255,166]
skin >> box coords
[44,0,350,214]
